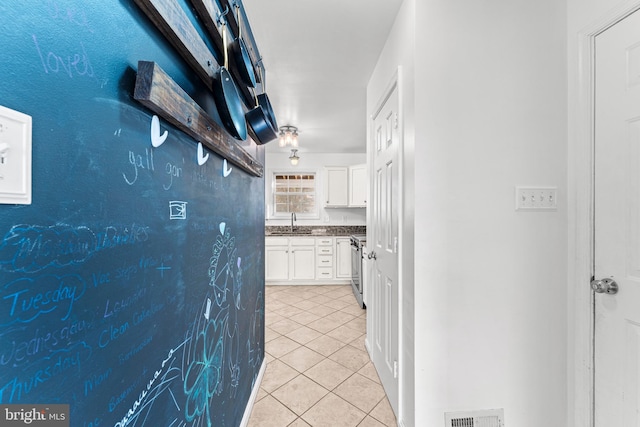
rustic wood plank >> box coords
[134,0,218,90]
[189,0,225,58]
[134,61,264,177]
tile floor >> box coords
[248,285,397,427]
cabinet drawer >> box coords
[266,237,289,246]
[317,255,333,267]
[317,246,333,255]
[291,237,316,246]
[316,267,334,279]
[316,238,333,246]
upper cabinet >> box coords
[348,164,367,208]
[324,164,367,208]
[325,167,349,207]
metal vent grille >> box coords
[445,409,504,427]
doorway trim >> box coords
[571,2,640,426]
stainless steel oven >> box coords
[350,234,366,308]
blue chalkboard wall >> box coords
[0,1,265,426]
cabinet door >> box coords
[325,167,348,207]
[290,246,316,280]
[265,246,289,281]
[335,237,352,278]
[348,164,367,207]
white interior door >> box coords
[594,9,640,425]
[369,82,399,415]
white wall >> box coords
[264,152,366,226]
[368,0,569,425]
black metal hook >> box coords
[216,4,229,25]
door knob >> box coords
[591,277,618,294]
[368,251,377,260]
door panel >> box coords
[594,9,640,426]
[370,82,399,415]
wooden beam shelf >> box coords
[134,61,264,177]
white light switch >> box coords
[0,105,32,205]
[515,186,557,211]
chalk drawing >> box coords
[156,263,171,278]
[204,298,211,320]
[150,115,168,148]
[197,143,209,166]
[169,201,187,220]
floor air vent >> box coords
[445,409,504,427]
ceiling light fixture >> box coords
[289,149,300,166]
[279,125,299,148]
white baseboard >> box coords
[239,358,267,427]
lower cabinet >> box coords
[266,237,316,282]
[335,237,352,279]
[290,240,316,280]
[265,236,352,284]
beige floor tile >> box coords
[286,325,323,345]
[272,374,329,416]
[357,362,381,385]
[306,317,346,334]
[306,304,337,317]
[274,304,306,318]
[348,333,367,351]
[257,285,397,427]
[265,312,285,326]
[344,316,366,331]
[280,346,325,373]
[357,415,387,427]
[307,294,333,304]
[261,359,300,393]
[265,326,281,343]
[271,318,304,335]
[248,394,297,427]
[288,418,312,427]
[292,299,317,310]
[369,397,397,427]
[329,310,357,325]
[340,303,367,317]
[329,344,371,372]
[334,373,386,413]
[324,298,353,310]
[289,310,322,325]
[326,324,364,344]
[256,387,269,402]
[301,393,366,427]
[266,335,301,358]
[305,334,347,357]
[304,359,354,390]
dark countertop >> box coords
[265,225,366,237]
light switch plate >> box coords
[515,186,557,210]
[0,105,32,205]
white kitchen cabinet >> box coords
[290,239,316,280]
[335,237,352,279]
[316,237,334,280]
[265,236,352,284]
[265,238,290,281]
[325,165,367,208]
[265,237,316,282]
[324,167,349,207]
[348,164,367,207]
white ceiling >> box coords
[241,0,403,154]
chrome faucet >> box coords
[290,212,297,232]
